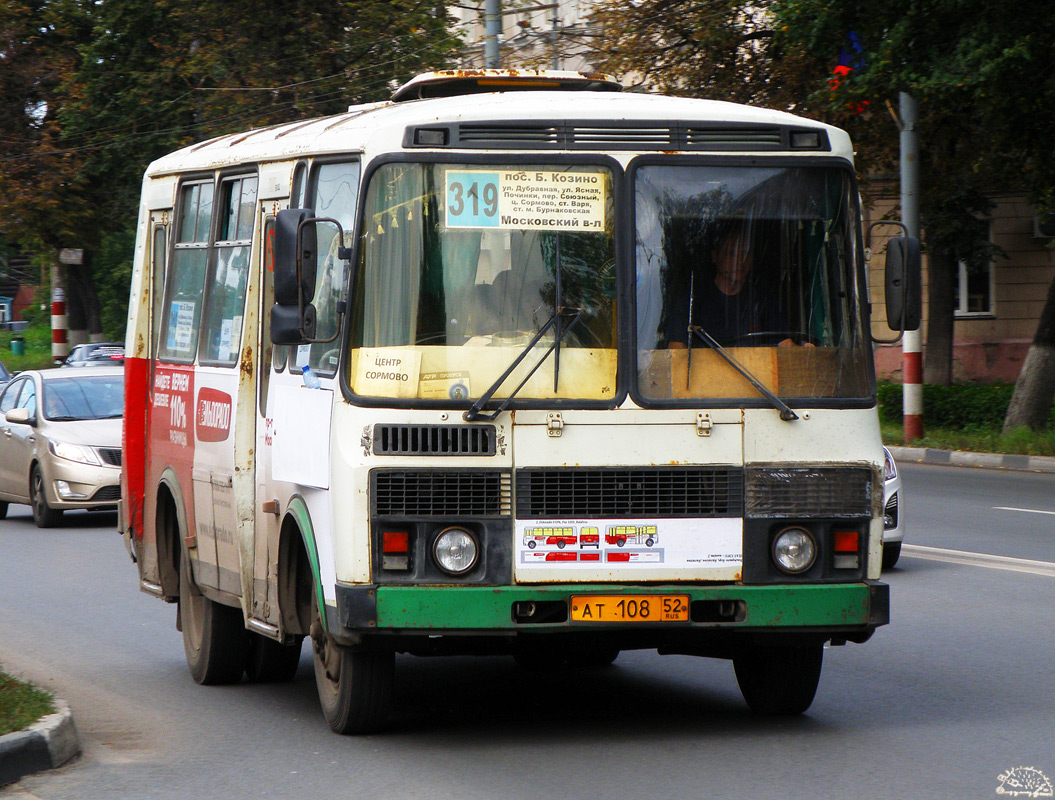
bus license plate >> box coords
[570,595,690,623]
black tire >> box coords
[311,589,392,734]
[733,643,823,716]
[882,542,902,570]
[245,633,304,683]
[179,551,250,685]
[0,500,8,519]
[30,465,62,528]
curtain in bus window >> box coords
[160,182,213,361]
[360,164,425,347]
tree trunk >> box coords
[923,247,957,385]
[1003,276,1055,432]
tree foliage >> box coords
[588,0,1055,409]
[0,0,461,337]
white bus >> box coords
[121,70,920,734]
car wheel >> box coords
[733,642,823,716]
[882,542,902,570]
[30,466,63,528]
[179,550,250,685]
[0,501,8,520]
[311,587,392,734]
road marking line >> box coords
[993,506,1055,516]
[903,544,1055,578]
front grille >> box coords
[97,448,122,466]
[745,466,873,519]
[516,467,744,519]
[373,424,496,456]
[372,470,511,517]
[90,485,121,502]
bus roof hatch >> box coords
[391,69,623,102]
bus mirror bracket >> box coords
[867,221,921,345]
[272,208,348,345]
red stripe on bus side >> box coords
[123,355,149,540]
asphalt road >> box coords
[1,462,1054,799]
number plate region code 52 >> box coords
[570,595,690,623]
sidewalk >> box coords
[886,445,1055,474]
[0,701,79,787]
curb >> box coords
[887,446,1055,474]
[0,701,80,787]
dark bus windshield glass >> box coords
[634,164,871,402]
[350,162,616,402]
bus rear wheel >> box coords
[311,591,392,734]
[245,633,303,683]
[733,642,823,715]
[179,551,249,685]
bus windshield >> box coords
[634,163,871,402]
[350,162,617,402]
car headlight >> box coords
[49,440,102,466]
[883,447,897,481]
[432,527,479,575]
[771,526,818,574]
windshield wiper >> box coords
[463,307,583,422]
[687,325,799,422]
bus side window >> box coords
[159,181,213,362]
[200,175,257,365]
[304,160,360,375]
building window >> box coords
[955,221,994,317]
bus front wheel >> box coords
[733,642,823,715]
[179,551,249,685]
[311,591,393,734]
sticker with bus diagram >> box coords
[515,518,742,570]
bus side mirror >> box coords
[270,303,316,344]
[885,235,921,332]
[274,208,317,306]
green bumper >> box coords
[335,582,888,632]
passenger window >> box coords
[302,161,360,374]
[160,180,214,361]
[0,378,24,414]
[200,175,257,364]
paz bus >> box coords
[120,69,920,734]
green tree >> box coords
[0,0,461,340]
[588,0,1055,405]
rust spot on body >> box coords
[240,345,254,378]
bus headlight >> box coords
[771,527,817,574]
[432,527,479,576]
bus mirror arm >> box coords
[867,221,922,345]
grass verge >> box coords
[881,421,1055,456]
[0,670,55,736]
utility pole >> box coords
[899,92,924,442]
[484,0,501,68]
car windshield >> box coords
[349,162,617,403]
[634,163,872,402]
[43,374,125,420]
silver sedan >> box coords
[0,367,123,527]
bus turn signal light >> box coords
[382,530,410,571]
[833,530,859,570]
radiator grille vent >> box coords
[373,424,496,456]
[97,448,122,466]
[516,467,744,519]
[372,470,511,517]
[745,467,873,519]
[91,485,122,502]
